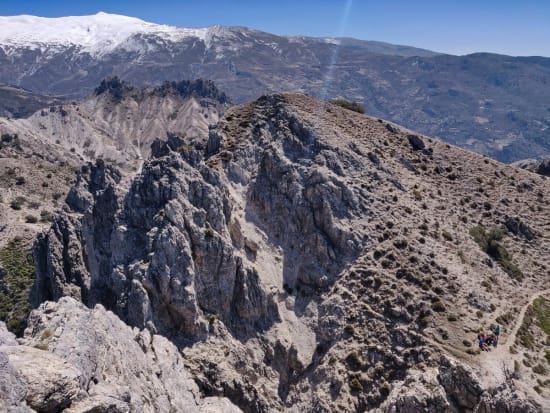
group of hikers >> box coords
[477,325,500,351]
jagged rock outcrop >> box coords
[381,356,539,413]
[0,298,242,413]
[1,78,227,171]
[29,93,549,411]
[32,150,280,341]
[504,216,536,240]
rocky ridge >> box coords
[0,79,227,249]
[0,78,227,169]
[26,93,550,411]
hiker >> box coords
[493,325,500,347]
[485,334,494,347]
[477,333,491,351]
[478,333,486,351]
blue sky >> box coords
[1,0,549,56]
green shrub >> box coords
[346,351,363,370]
[9,196,27,210]
[432,300,446,312]
[533,363,548,375]
[532,297,550,336]
[10,200,22,210]
[0,239,35,336]
[349,377,363,392]
[470,225,523,280]
[40,210,53,223]
[447,314,458,322]
[517,297,550,349]
[24,215,38,224]
[331,99,365,114]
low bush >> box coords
[24,215,38,224]
[0,239,35,336]
[349,377,363,392]
[470,225,523,280]
[331,99,365,114]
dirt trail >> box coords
[477,288,550,388]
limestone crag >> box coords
[30,94,549,411]
[0,299,242,413]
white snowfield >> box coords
[0,12,209,56]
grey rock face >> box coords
[33,151,280,341]
[0,352,32,413]
[381,357,541,413]
[1,297,241,413]
[2,345,85,412]
[438,355,484,409]
[504,216,535,240]
[29,93,545,412]
[32,95,363,343]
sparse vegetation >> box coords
[34,342,49,351]
[10,196,26,210]
[40,210,53,222]
[470,225,523,280]
[432,300,446,312]
[25,215,38,224]
[331,98,365,114]
[0,239,35,336]
[40,328,53,340]
[349,377,363,392]
[95,76,129,102]
[533,363,547,375]
[517,297,550,350]
[346,351,363,370]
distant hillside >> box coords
[0,85,62,118]
[0,78,227,168]
[0,13,549,162]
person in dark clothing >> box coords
[493,325,500,347]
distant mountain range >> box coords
[0,12,549,162]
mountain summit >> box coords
[0,12,209,56]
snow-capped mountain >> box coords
[0,12,208,56]
[0,13,549,162]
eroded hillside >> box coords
[15,93,548,412]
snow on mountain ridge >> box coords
[0,12,209,56]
